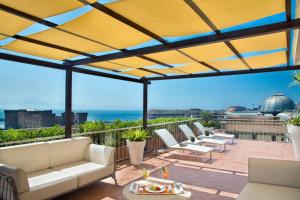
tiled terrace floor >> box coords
[58,140,294,200]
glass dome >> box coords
[261,93,295,116]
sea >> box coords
[0,109,142,129]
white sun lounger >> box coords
[193,122,235,144]
[178,124,226,152]
[154,129,213,162]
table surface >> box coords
[122,177,191,200]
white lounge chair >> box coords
[193,122,235,144]
[154,129,213,162]
[178,124,226,152]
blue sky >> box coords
[0,59,299,111]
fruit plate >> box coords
[144,184,166,193]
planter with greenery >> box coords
[287,115,300,160]
[122,129,148,165]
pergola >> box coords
[1,0,300,138]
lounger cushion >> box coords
[172,143,213,153]
[19,169,77,200]
[237,182,300,200]
[0,142,50,173]
[197,138,226,145]
[155,129,178,147]
[193,122,206,135]
[54,161,114,187]
[49,137,92,167]
[213,133,235,139]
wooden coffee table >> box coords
[122,177,191,200]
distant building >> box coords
[5,110,88,129]
[261,93,295,116]
[5,110,55,129]
[226,106,247,113]
[148,109,201,119]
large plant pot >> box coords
[126,140,146,165]
[287,125,300,160]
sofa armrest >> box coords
[0,164,29,194]
[85,144,115,166]
[248,158,300,188]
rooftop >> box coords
[57,140,294,200]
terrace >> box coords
[0,0,300,200]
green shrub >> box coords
[288,115,300,126]
[79,121,106,132]
[122,129,148,142]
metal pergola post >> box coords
[142,80,149,130]
[65,67,73,138]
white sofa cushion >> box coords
[0,142,49,173]
[248,158,300,188]
[85,144,115,166]
[54,161,114,187]
[19,169,77,200]
[238,182,300,200]
[0,164,29,193]
[49,137,92,167]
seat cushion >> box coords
[0,142,50,173]
[19,169,77,200]
[54,161,114,187]
[49,137,92,167]
[238,183,300,200]
[214,133,235,139]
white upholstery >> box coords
[0,142,50,173]
[193,122,206,135]
[154,129,178,147]
[248,158,300,188]
[49,137,92,167]
[155,129,213,154]
[85,144,115,166]
[0,137,115,200]
[238,182,300,200]
[213,132,235,139]
[0,164,29,193]
[54,161,114,187]
[238,158,300,200]
[179,124,195,139]
[20,169,77,200]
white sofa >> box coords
[238,158,300,200]
[0,137,116,200]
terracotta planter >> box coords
[287,125,300,160]
[126,140,146,165]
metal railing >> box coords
[0,117,291,160]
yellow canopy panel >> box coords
[58,9,151,50]
[0,0,86,19]
[180,42,234,61]
[207,59,248,71]
[0,11,33,39]
[121,69,153,77]
[145,50,194,64]
[89,61,131,71]
[245,51,287,69]
[231,32,287,53]
[108,57,156,69]
[106,0,212,38]
[173,63,214,74]
[193,0,285,30]
[28,28,112,54]
[147,68,186,75]
[3,39,77,60]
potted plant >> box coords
[122,129,148,165]
[287,116,300,160]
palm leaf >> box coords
[289,72,300,87]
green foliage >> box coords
[289,72,300,87]
[200,111,214,122]
[122,129,148,142]
[288,115,300,126]
[79,121,105,132]
[0,125,64,143]
[148,117,190,125]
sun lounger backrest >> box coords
[179,124,196,140]
[193,122,205,135]
[154,129,178,147]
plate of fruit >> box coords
[144,184,166,193]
